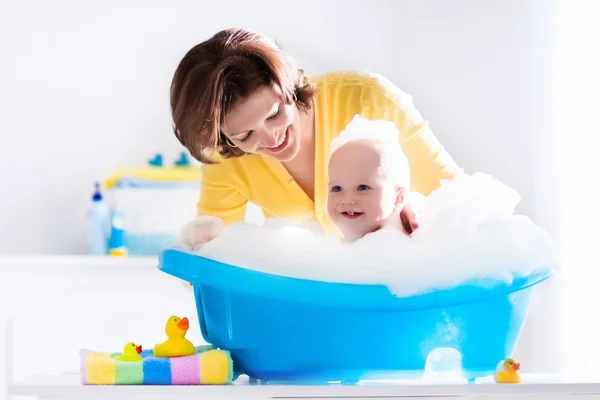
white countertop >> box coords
[9,372,600,399]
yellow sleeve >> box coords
[361,74,464,195]
[197,161,249,225]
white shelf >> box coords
[5,321,600,399]
[9,373,600,399]
[0,254,158,269]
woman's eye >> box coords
[358,185,370,191]
[267,104,281,120]
[331,186,342,192]
[240,131,253,143]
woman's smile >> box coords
[264,127,290,153]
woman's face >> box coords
[221,85,302,163]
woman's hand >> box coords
[180,216,225,250]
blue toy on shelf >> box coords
[174,151,191,167]
[148,153,163,167]
[158,248,554,383]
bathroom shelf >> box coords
[0,254,158,269]
[9,372,600,399]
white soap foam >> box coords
[190,173,558,297]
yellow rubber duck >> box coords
[115,342,143,362]
[494,358,521,383]
[153,315,196,358]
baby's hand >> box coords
[400,205,418,235]
[180,216,225,250]
[400,193,426,236]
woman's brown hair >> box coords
[170,28,318,164]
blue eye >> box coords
[331,186,342,192]
[357,185,369,191]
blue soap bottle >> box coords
[87,182,109,255]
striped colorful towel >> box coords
[80,345,235,385]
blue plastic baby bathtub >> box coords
[158,248,554,382]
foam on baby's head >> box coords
[329,115,400,154]
[329,115,410,188]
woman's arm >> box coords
[361,74,464,195]
[180,162,249,248]
[196,162,249,225]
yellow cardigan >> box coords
[197,70,463,235]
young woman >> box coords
[170,28,463,245]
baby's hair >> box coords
[329,114,410,188]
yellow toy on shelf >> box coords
[114,342,143,362]
[103,165,201,190]
[494,358,521,383]
[153,315,196,358]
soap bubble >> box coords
[194,173,558,297]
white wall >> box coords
[0,0,551,254]
[0,0,561,393]
[555,0,600,378]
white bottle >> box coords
[87,182,110,255]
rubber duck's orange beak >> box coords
[513,362,520,371]
[136,345,142,354]
[177,317,189,331]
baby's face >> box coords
[327,142,403,242]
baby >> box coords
[327,114,417,243]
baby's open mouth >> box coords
[342,211,363,219]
